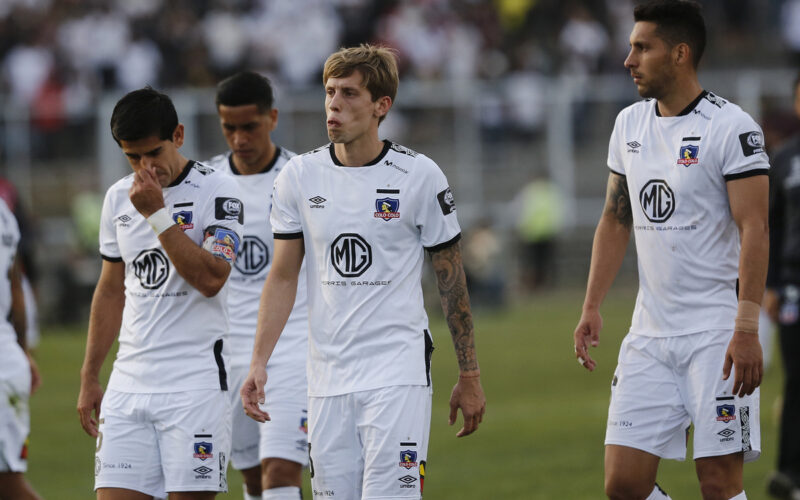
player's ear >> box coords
[268,108,279,132]
[172,123,185,148]
[673,42,691,67]
[374,96,392,119]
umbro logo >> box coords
[398,475,417,484]
[717,428,735,438]
[309,196,326,209]
[118,215,131,223]
[627,141,641,153]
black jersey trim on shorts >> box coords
[724,168,769,181]
[274,231,303,240]
[101,254,123,262]
[329,140,391,166]
[425,233,462,253]
[213,338,228,391]
[655,90,707,117]
[228,147,282,175]
[167,160,195,187]
[424,329,434,387]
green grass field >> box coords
[25,287,784,499]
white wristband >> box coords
[147,208,174,236]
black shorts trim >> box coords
[724,169,768,181]
[273,231,303,240]
[101,254,123,262]
[213,339,228,391]
[423,329,434,387]
[425,233,461,253]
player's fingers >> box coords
[721,353,733,380]
[448,402,458,426]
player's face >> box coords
[218,104,277,169]
[325,71,389,144]
[119,125,185,187]
[624,21,676,100]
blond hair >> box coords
[323,44,399,121]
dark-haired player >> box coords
[572,1,769,499]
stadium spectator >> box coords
[77,87,243,499]
[764,72,800,500]
[572,2,769,499]
[205,71,310,500]
[0,196,41,500]
[241,44,486,499]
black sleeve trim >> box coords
[101,254,123,262]
[273,231,303,240]
[425,233,462,253]
[724,168,768,181]
[608,168,626,177]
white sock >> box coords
[728,492,746,500]
[244,492,261,500]
[262,486,302,500]
[645,483,672,500]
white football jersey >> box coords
[271,141,461,397]
[99,161,243,392]
[608,91,770,336]
[205,148,309,368]
[0,198,19,348]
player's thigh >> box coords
[0,471,38,500]
[605,334,691,461]
[155,390,231,494]
[227,365,261,471]
[96,487,153,500]
[0,345,30,475]
[307,393,362,499]
[604,445,660,499]
[681,330,761,463]
[357,385,432,500]
[259,385,309,467]
[95,391,165,498]
[694,452,743,498]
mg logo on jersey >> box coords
[133,249,169,289]
[639,180,675,223]
[331,233,372,277]
[234,236,269,275]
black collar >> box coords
[329,140,391,166]
[655,90,708,117]
[228,147,282,175]
[167,160,194,187]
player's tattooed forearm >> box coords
[430,242,479,372]
[604,173,633,229]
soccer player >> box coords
[0,197,41,500]
[764,72,800,499]
[76,87,243,500]
[572,2,769,499]
[206,71,309,500]
[241,44,486,499]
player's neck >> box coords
[656,79,704,117]
[233,143,276,176]
[333,135,385,167]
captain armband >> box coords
[734,300,760,334]
[202,225,240,264]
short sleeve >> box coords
[721,111,770,180]
[98,189,121,261]
[607,112,626,176]
[417,158,461,250]
[270,162,303,239]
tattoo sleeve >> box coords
[430,241,479,372]
[603,172,633,229]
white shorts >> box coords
[227,363,309,470]
[0,343,30,473]
[308,385,431,500]
[95,389,232,497]
[605,330,761,462]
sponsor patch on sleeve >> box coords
[436,187,456,215]
[738,131,764,157]
[203,226,240,264]
[214,197,244,223]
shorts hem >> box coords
[604,439,686,461]
[258,452,309,467]
[0,464,26,473]
[693,447,761,463]
[230,458,261,471]
[165,485,228,493]
[95,482,164,498]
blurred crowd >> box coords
[0,0,796,116]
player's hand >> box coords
[448,374,486,437]
[723,331,763,397]
[129,166,165,217]
[27,352,41,394]
[77,378,104,437]
[764,289,779,324]
[240,365,271,423]
[573,308,602,371]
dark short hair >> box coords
[634,0,706,68]
[110,87,178,145]
[215,71,274,112]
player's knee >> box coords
[604,474,652,500]
[261,458,302,489]
[698,478,739,500]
